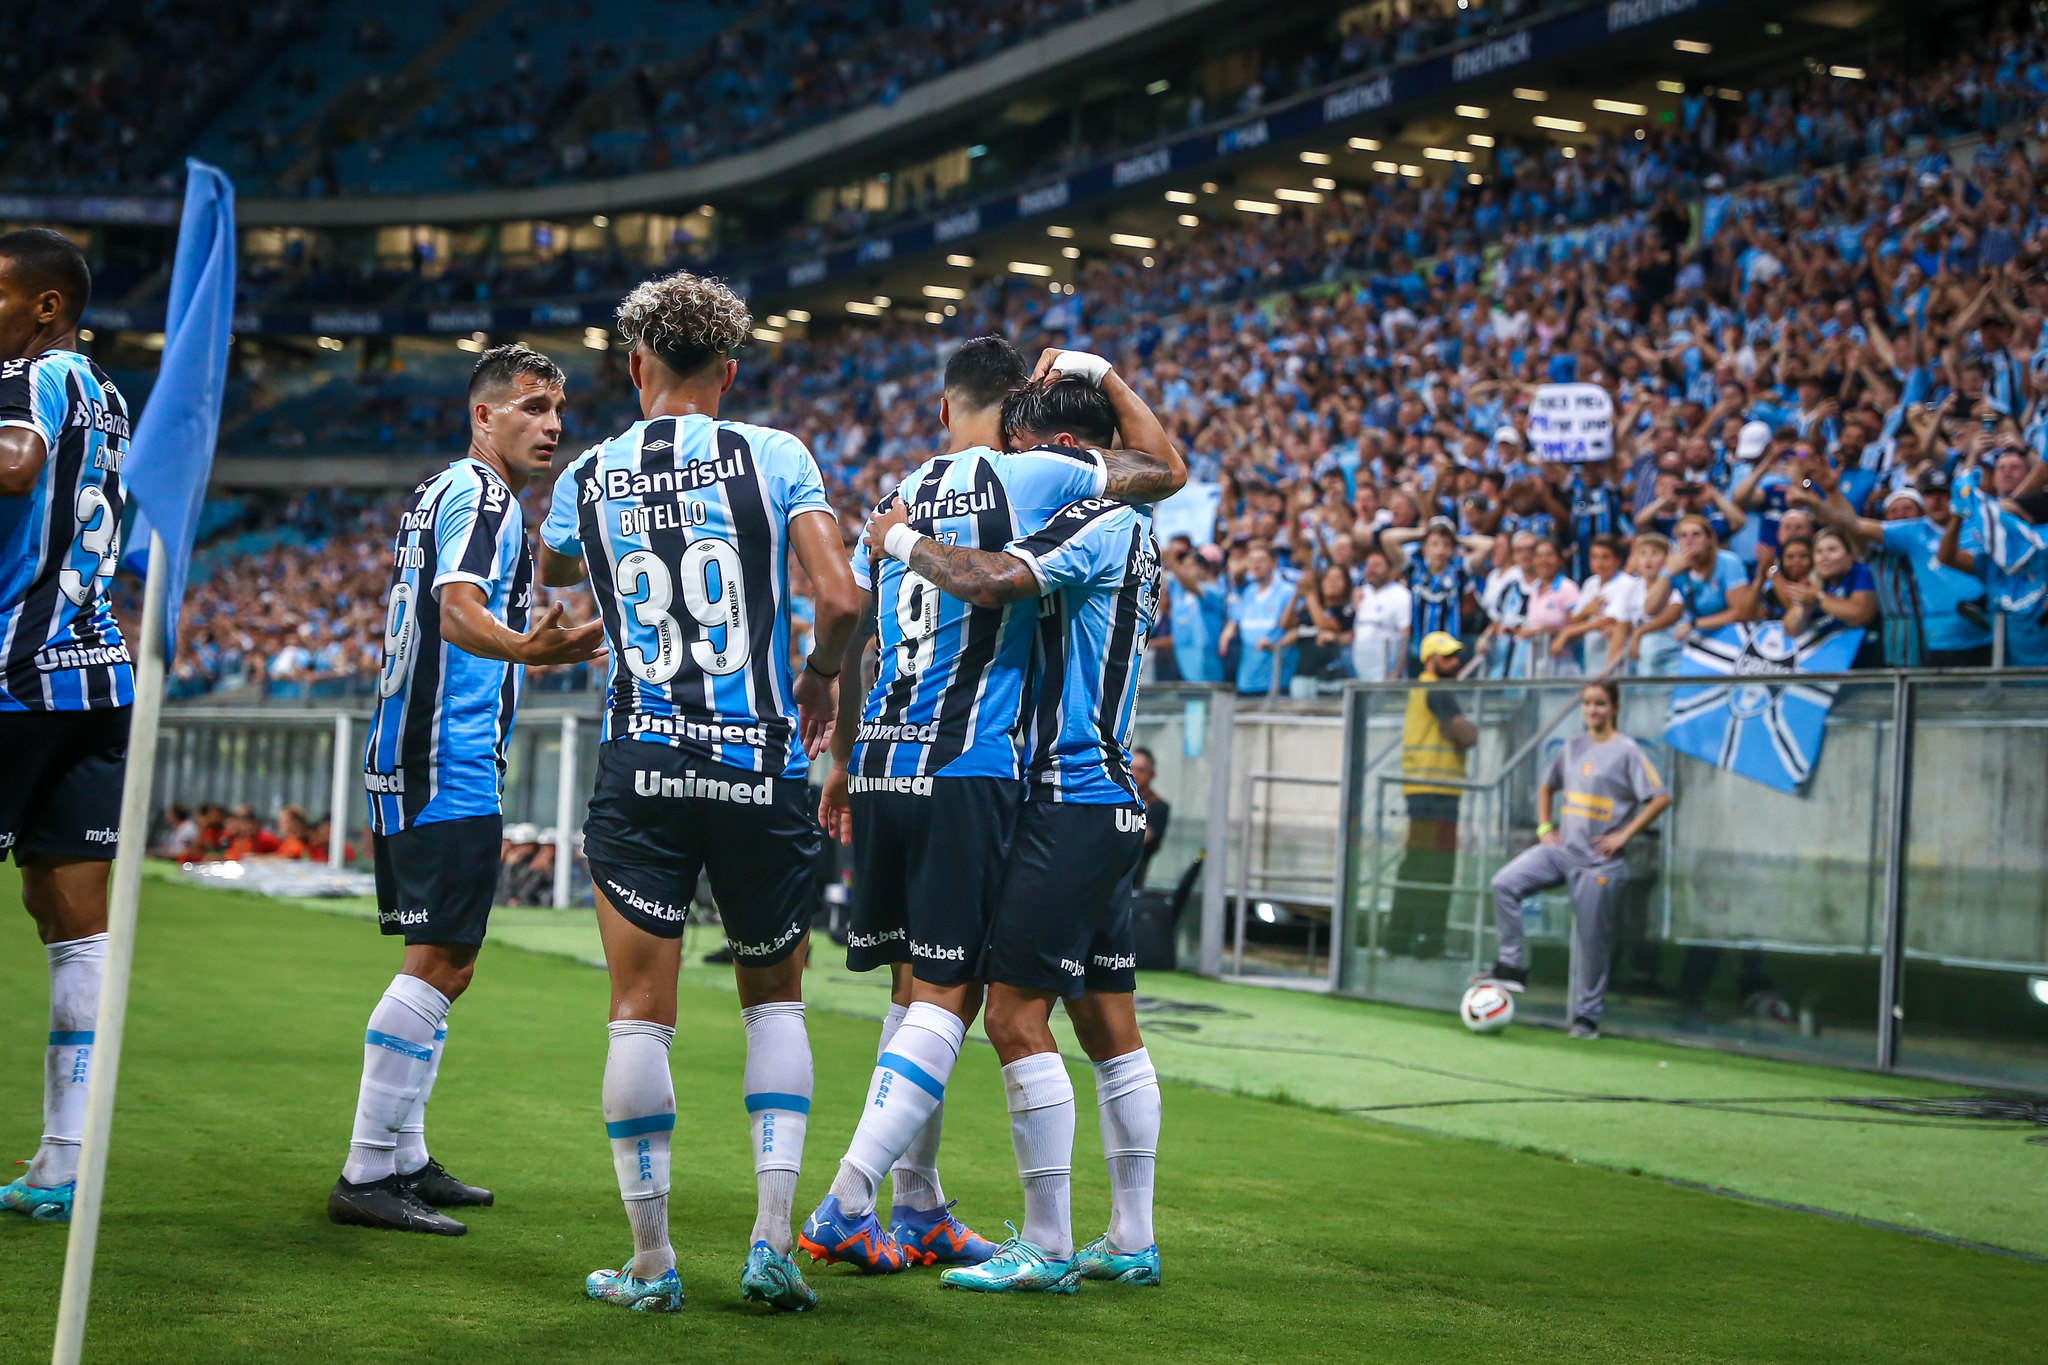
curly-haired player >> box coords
[539,270,862,1314]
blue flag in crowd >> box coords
[124,159,236,656]
[1663,622,1864,793]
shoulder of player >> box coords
[998,442,1105,472]
[714,416,810,457]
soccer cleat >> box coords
[0,1174,74,1224]
[399,1158,494,1208]
[326,1174,467,1236]
[1472,963,1528,993]
[1068,1235,1162,1286]
[797,1195,909,1274]
[740,1241,818,1312]
[937,1223,1078,1294]
[891,1200,999,1266]
[1568,1017,1601,1040]
[586,1261,685,1313]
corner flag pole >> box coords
[51,531,166,1365]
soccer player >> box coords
[861,377,1166,1294]
[538,271,861,1315]
[0,229,132,1226]
[329,343,605,1237]
[801,349,1183,1276]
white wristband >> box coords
[1050,350,1112,388]
[882,523,926,563]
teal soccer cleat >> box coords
[740,1241,818,1312]
[1069,1235,1162,1286]
[585,1260,685,1313]
[0,1174,74,1224]
[936,1223,1077,1295]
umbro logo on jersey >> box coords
[642,439,673,451]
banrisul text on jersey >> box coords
[363,458,533,834]
[0,349,134,711]
[852,444,1107,782]
[543,413,832,777]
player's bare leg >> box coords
[1064,991,1162,1286]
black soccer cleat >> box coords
[1473,962,1528,992]
[328,1174,468,1236]
[399,1158,494,1208]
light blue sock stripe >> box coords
[744,1092,812,1115]
[605,1113,677,1140]
[878,1052,945,1101]
[365,1029,434,1061]
[49,1031,93,1046]
[433,1029,447,1041]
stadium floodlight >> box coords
[943,304,957,316]
[1594,98,1648,115]
[1513,87,1548,101]
[1200,181,1219,193]
[1274,188,1322,203]
[1299,150,1332,164]
[845,300,884,315]
[1312,177,1336,191]
[1046,224,1076,238]
[318,335,347,351]
[582,331,608,351]
[766,314,788,328]
[925,311,945,324]
[1657,79,1685,93]
[1534,115,1588,133]
[1562,146,1579,158]
[1165,189,1198,203]
[1373,160,1398,174]
[454,336,484,353]
[1454,104,1488,119]
[1178,213,1199,227]
[1468,173,1484,185]
[1468,133,1495,147]
[751,327,783,343]
[786,308,811,322]
[1674,38,1711,53]
[1399,164,1422,177]
[1140,255,1155,268]
[1830,65,1865,80]
[921,284,966,299]
[1255,902,1277,923]
[946,253,975,267]
[2030,976,2048,1007]
[1061,246,1081,259]
[592,214,609,227]
[1109,232,1157,249]
[1715,87,1742,100]
[1348,136,1381,151]
[1146,78,1170,94]
[871,295,890,307]
[1234,199,1281,214]
[1424,147,1457,161]
[1008,260,1054,276]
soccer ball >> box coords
[1459,983,1515,1034]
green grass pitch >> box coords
[2,869,2044,1363]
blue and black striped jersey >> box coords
[852,444,1107,782]
[0,349,133,712]
[363,458,533,835]
[1008,498,1160,804]
[543,414,833,778]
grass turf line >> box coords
[0,871,2043,1363]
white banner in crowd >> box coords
[1529,382,1615,463]
[1154,480,1223,546]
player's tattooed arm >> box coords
[867,498,1039,607]
[1028,349,1187,504]
[1102,445,1184,502]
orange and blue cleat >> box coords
[891,1200,998,1267]
[797,1195,909,1275]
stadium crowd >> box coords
[159,15,2048,697]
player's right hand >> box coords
[817,765,852,845]
[1033,347,1111,387]
[515,600,608,666]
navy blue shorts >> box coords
[372,813,500,947]
[847,775,1019,986]
[983,799,1145,998]
[0,707,129,864]
[584,740,820,966]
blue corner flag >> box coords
[125,159,236,656]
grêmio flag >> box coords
[1663,622,1864,793]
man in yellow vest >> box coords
[1385,632,1476,958]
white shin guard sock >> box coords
[741,1001,811,1253]
[605,1019,677,1278]
[394,1016,449,1176]
[1093,1047,1162,1252]
[1004,1051,1076,1259]
[30,934,106,1188]
[342,974,451,1186]
[874,1002,945,1212]
[830,1001,965,1217]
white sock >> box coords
[1004,1050,1075,1259]
[605,1019,676,1279]
[875,1002,946,1212]
[742,1001,811,1254]
[342,974,450,1186]
[29,934,105,1188]
[1093,1047,1161,1253]
[395,1017,449,1176]
[829,1001,964,1217]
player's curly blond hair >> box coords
[615,270,752,378]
